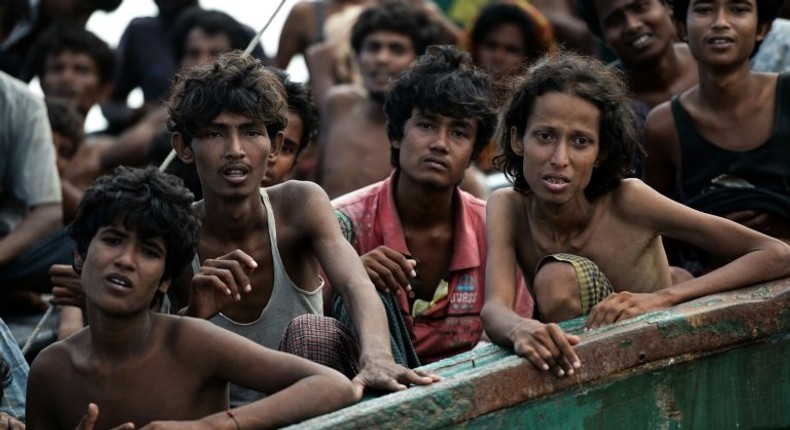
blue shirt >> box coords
[0,318,28,421]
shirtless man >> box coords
[168,52,436,405]
[644,0,789,243]
[482,52,790,378]
[579,0,698,110]
[313,0,441,199]
[26,166,357,429]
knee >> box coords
[534,261,583,323]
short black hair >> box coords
[673,0,783,56]
[384,45,496,167]
[494,52,643,199]
[35,24,115,85]
[69,166,200,282]
[351,0,441,56]
[270,67,317,157]
[171,7,256,64]
[469,3,552,65]
[166,51,287,144]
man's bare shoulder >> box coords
[266,181,332,216]
[29,328,88,376]
[607,178,668,218]
[644,99,680,148]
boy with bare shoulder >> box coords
[26,166,357,430]
[482,53,790,378]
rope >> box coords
[21,304,56,355]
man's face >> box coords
[515,92,601,205]
[394,109,477,191]
[476,23,527,80]
[684,0,766,67]
[357,31,416,101]
[262,110,303,187]
[80,222,169,316]
[179,110,282,200]
[181,28,233,70]
[595,0,676,68]
[42,50,107,115]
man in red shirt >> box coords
[332,45,532,364]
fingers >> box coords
[398,368,440,386]
[361,247,417,294]
[76,403,99,430]
[194,265,245,301]
[50,287,83,307]
[586,294,625,329]
[513,322,581,377]
[351,372,407,393]
[548,324,582,373]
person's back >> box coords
[26,166,358,429]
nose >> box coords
[429,128,450,153]
[550,141,569,167]
[712,7,731,29]
[624,11,643,33]
[113,243,136,270]
[224,132,246,159]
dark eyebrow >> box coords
[450,118,475,129]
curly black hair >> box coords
[494,52,643,199]
[69,166,200,282]
[384,45,497,167]
[166,51,287,144]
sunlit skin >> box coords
[485,90,790,379]
[475,23,527,79]
[181,28,233,69]
[357,31,416,100]
[41,51,109,115]
[262,110,304,187]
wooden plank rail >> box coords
[288,278,790,429]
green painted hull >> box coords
[290,278,790,429]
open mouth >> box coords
[222,165,250,183]
[629,34,652,49]
[707,37,734,47]
[106,274,132,289]
[542,175,570,192]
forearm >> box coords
[664,242,790,305]
[481,300,536,348]
[224,374,356,429]
[337,278,393,360]
[0,203,62,266]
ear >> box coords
[509,126,524,156]
[756,21,773,42]
[172,133,195,165]
[157,278,172,295]
[73,251,85,274]
[268,130,284,162]
[675,20,688,42]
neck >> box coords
[365,98,387,122]
[198,191,267,242]
[696,62,754,109]
[394,173,455,229]
[529,194,594,241]
[626,43,684,90]
[86,304,155,362]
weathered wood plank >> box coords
[288,278,790,429]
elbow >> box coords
[768,240,790,279]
